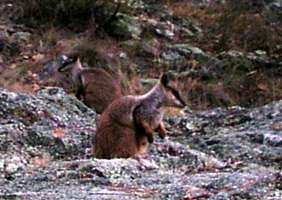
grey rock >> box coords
[219,50,245,59]
[119,52,128,60]
[168,44,210,63]
[11,31,31,43]
[155,21,175,39]
[168,101,282,169]
[107,13,142,40]
[267,0,282,8]
[160,50,184,65]
[0,87,96,161]
[218,50,278,70]
[157,43,211,72]
[172,17,203,38]
[181,27,195,37]
[141,39,160,57]
[4,155,27,176]
[264,132,282,147]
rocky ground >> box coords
[0,1,282,199]
[0,88,281,200]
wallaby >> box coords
[58,56,123,114]
[93,73,186,159]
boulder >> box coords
[0,87,281,199]
[168,44,210,63]
[107,13,142,40]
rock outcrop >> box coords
[0,87,281,199]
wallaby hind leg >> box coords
[112,126,140,158]
[138,121,154,143]
[157,121,166,139]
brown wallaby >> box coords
[58,56,123,114]
[93,73,186,159]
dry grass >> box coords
[177,71,282,110]
[16,0,136,30]
[171,2,222,24]
[165,107,184,117]
[170,2,282,54]
[45,27,61,46]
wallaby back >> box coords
[93,96,149,158]
[79,68,123,114]
[57,56,123,114]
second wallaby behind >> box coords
[58,56,123,114]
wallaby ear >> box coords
[75,58,83,68]
[58,55,81,72]
[160,73,169,87]
[76,57,81,64]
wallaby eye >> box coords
[167,86,186,107]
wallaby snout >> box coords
[160,73,186,109]
[168,87,186,108]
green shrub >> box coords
[216,0,282,52]
[18,0,142,28]
[73,40,97,66]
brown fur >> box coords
[78,68,123,114]
[93,74,186,159]
[93,96,149,158]
[58,57,123,114]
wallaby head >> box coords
[58,55,83,83]
[58,55,82,72]
[159,73,186,109]
[57,55,123,114]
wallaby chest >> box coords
[134,103,164,130]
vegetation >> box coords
[0,0,281,109]
[18,0,140,29]
[216,0,282,52]
[171,1,282,55]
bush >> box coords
[18,0,142,29]
[215,0,282,52]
